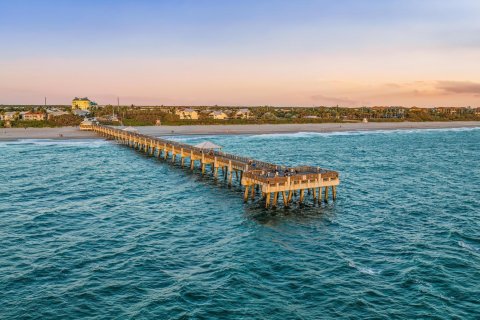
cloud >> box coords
[310,94,358,106]
[436,81,480,94]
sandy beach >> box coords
[0,127,96,141]
[135,121,480,136]
[0,121,479,140]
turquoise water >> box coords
[1,128,479,319]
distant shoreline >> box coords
[1,121,479,140]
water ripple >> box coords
[0,128,479,319]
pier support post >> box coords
[287,190,293,204]
[273,192,278,208]
[324,186,329,203]
[265,193,271,208]
[244,186,249,202]
[332,186,337,200]
[228,161,233,186]
[299,189,305,204]
[282,191,288,207]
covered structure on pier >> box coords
[194,141,222,150]
[122,126,139,133]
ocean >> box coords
[1,128,479,319]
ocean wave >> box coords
[1,125,479,319]
[348,260,381,275]
[247,126,480,139]
[165,135,221,142]
[2,139,108,147]
[458,241,479,252]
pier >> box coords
[84,124,340,208]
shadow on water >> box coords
[117,142,245,190]
[243,201,338,226]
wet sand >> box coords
[0,121,479,140]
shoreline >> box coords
[0,121,479,140]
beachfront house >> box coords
[210,111,228,120]
[0,111,18,121]
[72,97,96,110]
[22,111,46,121]
[47,109,70,119]
[235,108,251,119]
[175,108,199,120]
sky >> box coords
[1,0,480,107]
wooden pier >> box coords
[84,124,340,208]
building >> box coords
[235,108,251,119]
[175,108,199,120]
[47,109,69,119]
[73,109,90,117]
[210,111,228,120]
[72,97,96,110]
[22,111,46,121]
[0,112,18,121]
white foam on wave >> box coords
[348,260,380,275]
[458,241,479,252]
[165,135,220,142]
[2,139,108,147]
[247,126,480,140]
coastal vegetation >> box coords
[1,105,479,127]
[0,107,82,128]
[6,115,83,128]
[93,105,480,126]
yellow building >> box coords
[72,97,95,110]
[175,108,199,120]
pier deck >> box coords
[87,124,340,208]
